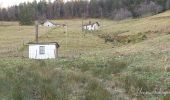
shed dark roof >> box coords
[44,20,66,27]
[44,20,55,25]
[28,42,60,47]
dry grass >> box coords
[82,10,170,69]
[38,19,111,57]
[98,11,170,37]
[1,11,170,100]
[1,11,170,66]
[0,22,51,57]
[0,19,112,58]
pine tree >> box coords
[19,4,34,25]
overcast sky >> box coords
[0,0,58,8]
[0,0,90,8]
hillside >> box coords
[1,11,170,99]
[97,10,170,68]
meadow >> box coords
[1,11,170,99]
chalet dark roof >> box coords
[83,22,100,26]
[28,42,60,48]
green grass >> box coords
[2,10,170,100]
[0,57,120,100]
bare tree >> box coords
[166,0,170,10]
[112,8,132,20]
[135,1,163,16]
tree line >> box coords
[0,0,170,25]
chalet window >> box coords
[39,46,45,54]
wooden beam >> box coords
[35,21,39,43]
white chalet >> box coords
[83,22,100,31]
[43,21,56,27]
[28,42,60,59]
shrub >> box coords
[120,72,170,99]
[0,59,115,100]
[99,32,147,45]
[85,80,112,100]
[0,63,69,100]
[112,8,132,20]
[123,74,156,95]
[166,67,170,72]
[92,59,128,78]
[164,94,170,100]
[107,59,127,74]
[78,62,93,72]
[135,1,163,16]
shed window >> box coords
[39,46,45,54]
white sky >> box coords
[0,0,90,7]
[0,0,58,8]
[0,0,90,8]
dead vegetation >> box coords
[99,32,147,45]
[1,10,170,100]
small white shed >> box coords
[28,42,60,59]
[43,21,56,27]
[83,22,100,31]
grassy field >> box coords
[0,19,111,58]
[1,11,170,99]
[0,22,50,57]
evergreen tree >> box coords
[19,4,34,25]
[0,0,170,21]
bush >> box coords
[85,80,112,100]
[121,72,169,98]
[124,74,149,94]
[0,63,69,99]
[112,8,132,20]
[99,32,147,45]
[91,59,128,78]
[166,67,170,72]
[135,1,163,16]
[0,59,114,100]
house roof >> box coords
[55,23,67,26]
[44,20,55,24]
[28,42,60,47]
[44,20,66,26]
[83,22,100,26]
